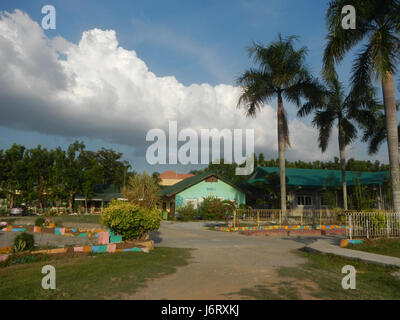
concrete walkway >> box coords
[305,238,400,268]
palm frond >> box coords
[341,118,357,145]
[312,109,335,152]
[323,0,371,80]
[236,69,276,118]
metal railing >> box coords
[232,209,344,227]
[346,212,400,239]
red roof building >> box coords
[159,171,194,186]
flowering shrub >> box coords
[176,202,198,221]
[198,197,235,220]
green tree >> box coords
[96,148,130,188]
[237,34,324,217]
[122,171,160,210]
[49,147,68,212]
[152,172,161,185]
[323,0,400,211]
[0,150,6,200]
[4,144,25,209]
[298,75,369,210]
[22,145,53,213]
[64,141,86,213]
[79,150,103,213]
[258,153,265,167]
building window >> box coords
[297,195,312,206]
[162,202,167,211]
[320,195,328,206]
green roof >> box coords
[75,184,124,201]
[159,172,244,197]
[248,167,388,188]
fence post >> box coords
[233,210,236,228]
[300,211,303,226]
[387,218,390,238]
[349,215,352,240]
[257,211,260,227]
[366,219,369,239]
[279,210,282,225]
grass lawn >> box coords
[0,247,191,299]
[347,238,400,258]
[235,250,400,300]
[52,215,102,224]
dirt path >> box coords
[128,221,331,300]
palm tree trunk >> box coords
[338,122,348,210]
[382,72,400,212]
[277,93,287,220]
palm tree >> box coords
[298,75,367,210]
[323,0,400,211]
[359,102,399,155]
[237,35,324,218]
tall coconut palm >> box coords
[323,0,400,211]
[298,75,370,210]
[237,35,324,218]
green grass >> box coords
[52,215,101,224]
[0,247,191,299]
[347,238,400,258]
[235,250,400,300]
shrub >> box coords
[198,197,233,220]
[14,232,35,253]
[101,200,161,240]
[370,212,387,231]
[45,209,57,217]
[35,217,45,227]
[177,203,198,221]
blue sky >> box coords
[0,0,397,173]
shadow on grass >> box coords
[228,248,400,300]
[227,282,301,300]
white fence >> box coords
[346,212,400,239]
[233,209,342,226]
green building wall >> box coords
[175,179,245,209]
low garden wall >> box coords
[0,222,154,265]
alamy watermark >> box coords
[145,121,254,175]
[341,5,356,30]
[341,265,356,290]
[41,265,56,290]
[41,5,56,30]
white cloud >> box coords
[0,9,340,163]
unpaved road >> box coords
[129,221,340,300]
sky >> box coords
[0,0,398,174]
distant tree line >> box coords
[254,154,389,172]
[0,141,132,213]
